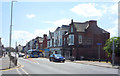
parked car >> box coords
[49,54,65,62]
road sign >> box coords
[97,43,102,45]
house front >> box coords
[62,19,110,60]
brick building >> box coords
[24,34,47,57]
[47,25,69,55]
[62,20,110,60]
[43,34,47,49]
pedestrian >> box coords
[4,52,5,57]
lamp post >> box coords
[9,0,17,50]
[112,39,115,66]
[9,0,17,68]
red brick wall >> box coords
[43,34,47,49]
[62,20,110,60]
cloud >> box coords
[110,3,118,14]
[102,3,118,14]
[12,27,56,46]
[12,30,35,46]
[111,0,119,2]
[70,3,103,17]
[45,18,72,27]
[52,18,71,26]
[106,19,118,38]
[34,28,55,37]
[70,3,118,18]
[26,14,36,19]
[107,25,118,38]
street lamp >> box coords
[112,39,115,66]
[9,0,17,68]
[9,0,17,50]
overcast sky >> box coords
[1,0,118,47]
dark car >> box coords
[19,53,25,57]
[49,54,65,62]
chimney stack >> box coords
[89,20,97,27]
[43,34,47,39]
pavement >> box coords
[0,54,16,70]
[66,60,119,69]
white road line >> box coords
[16,69,22,76]
[20,68,31,76]
[20,68,29,74]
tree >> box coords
[6,47,16,52]
[104,37,120,57]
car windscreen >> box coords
[55,54,62,57]
[32,51,38,55]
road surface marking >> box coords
[16,69,22,75]
[36,62,39,64]
[1,63,24,71]
[27,58,40,65]
[21,68,29,75]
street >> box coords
[2,57,118,74]
[1,1,120,76]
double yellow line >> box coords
[1,63,24,71]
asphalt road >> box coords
[2,57,118,74]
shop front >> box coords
[39,49,44,57]
[49,47,62,55]
[44,49,50,57]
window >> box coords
[71,36,73,43]
[69,34,74,45]
[71,26,73,32]
[60,38,62,46]
[49,41,50,47]
[67,37,69,44]
[78,35,82,44]
[64,38,65,45]
[47,41,50,47]
[40,44,42,49]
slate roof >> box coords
[72,21,109,34]
[73,21,89,32]
[54,27,60,32]
[61,25,69,30]
[98,27,110,33]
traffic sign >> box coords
[97,43,102,45]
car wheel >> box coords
[53,58,56,62]
[49,58,52,61]
[62,60,65,63]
